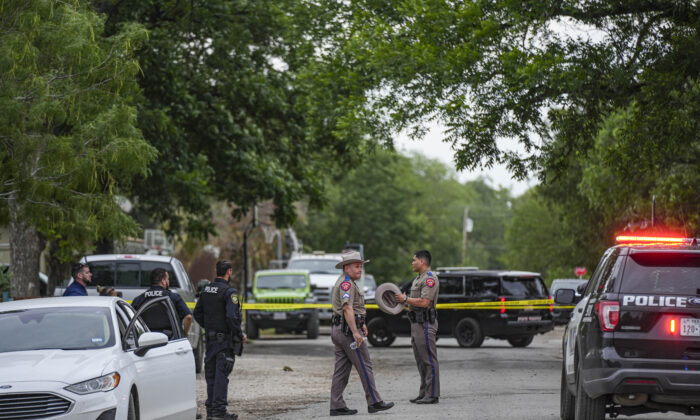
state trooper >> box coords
[193,260,246,420]
[330,250,394,416]
[132,268,193,336]
[395,250,440,404]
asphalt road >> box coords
[196,327,689,419]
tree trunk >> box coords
[8,198,42,298]
[47,240,70,297]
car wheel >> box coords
[246,318,259,339]
[127,390,138,420]
[454,318,484,348]
[507,335,534,348]
[367,318,396,347]
[574,361,606,420]
[193,335,204,374]
[307,311,320,339]
[560,363,575,420]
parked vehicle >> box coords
[365,268,554,348]
[0,296,196,419]
[54,254,205,373]
[550,278,588,325]
[557,234,700,419]
[286,252,344,321]
[246,269,319,339]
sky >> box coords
[394,123,538,197]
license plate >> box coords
[680,318,700,336]
[517,315,541,322]
[273,312,287,320]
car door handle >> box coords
[176,347,188,355]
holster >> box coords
[231,335,243,356]
[339,314,365,336]
[409,310,426,323]
[428,307,437,323]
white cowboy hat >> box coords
[374,282,404,315]
[334,250,370,269]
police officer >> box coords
[132,268,193,336]
[395,250,440,404]
[193,260,246,420]
[330,250,394,416]
[63,262,92,296]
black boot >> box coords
[409,395,425,403]
[207,413,238,420]
[415,396,439,404]
[368,401,394,413]
[330,407,358,416]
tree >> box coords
[96,0,375,238]
[0,0,154,296]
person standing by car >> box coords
[132,268,193,336]
[395,250,440,404]
[330,250,394,416]
[62,262,92,296]
[193,260,246,420]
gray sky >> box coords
[394,124,537,197]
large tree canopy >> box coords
[97,0,373,237]
[0,0,154,296]
[309,0,699,233]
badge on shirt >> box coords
[340,281,352,291]
[426,278,435,288]
[231,294,239,304]
[342,293,350,299]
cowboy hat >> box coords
[334,250,370,269]
[374,282,404,315]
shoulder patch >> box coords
[428,272,433,277]
[342,293,350,299]
[231,294,239,304]
[340,281,352,291]
[426,278,435,288]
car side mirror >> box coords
[576,282,588,294]
[555,289,576,305]
[134,332,169,357]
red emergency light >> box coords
[615,235,688,244]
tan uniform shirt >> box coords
[332,274,366,316]
[409,269,440,310]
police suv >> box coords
[556,234,700,419]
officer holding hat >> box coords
[193,260,247,420]
[395,250,440,404]
[330,249,394,416]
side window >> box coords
[116,263,140,287]
[117,302,148,350]
[466,277,500,297]
[584,248,615,297]
[141,262,178,288]
[90,262,116,288]
[439,276,464,295]
[139,300,182,341]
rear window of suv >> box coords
[619,251,700,295]
[501,276,548,298]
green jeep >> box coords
[246,269,320,339]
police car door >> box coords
[122,298,196,420]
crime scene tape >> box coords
[170,301,577,311]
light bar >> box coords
[616,235,687,244]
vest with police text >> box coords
[198,280,232,333]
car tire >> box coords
[193,335,204,374]
[367,318,396,347]
[307,311,320,339]
[574,361,606,420]
[454,318,484,348]
[127,390,138,420]
[507,335,534,348]
[247,318,259,339]
[560,363,575,420]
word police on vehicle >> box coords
[621,295,694,307]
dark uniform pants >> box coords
[411,320,440,398]
[204,340,234,415]
[330,324,382,409]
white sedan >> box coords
[0,296,196,420]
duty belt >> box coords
[206,330,229,339]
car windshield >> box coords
[501,276,548,298]
[287,259,341,275]
[0,306,115,352]
[256,274,307,289]
[620,252,700,295]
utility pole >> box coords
[241,205,258,303]
[462,206,470,263]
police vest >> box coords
[198,281,233,333]
[133,287,172,331]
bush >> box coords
[0,266,11,295]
